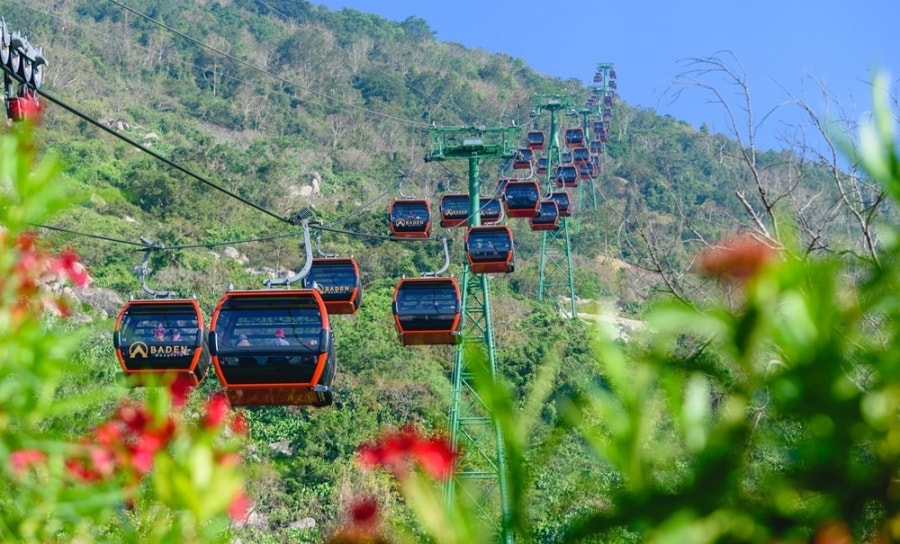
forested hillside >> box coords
[2,0,895,542]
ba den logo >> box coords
[129,341,190,358]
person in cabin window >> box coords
[154,323,166,342]
[171,329,182,342]
[271,329,290,346]
[236,334,251,347]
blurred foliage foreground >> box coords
[4,79,900,543]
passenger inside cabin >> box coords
[271,329,290,346]
[236,334,250,347]
[171,329,182,342]
[154,323,166,342]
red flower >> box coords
[230,411,249,435]
[169,374,194,408]
[357,425,457,480]
[49,249,91,287]
[128,432,164,474]
[10,449,46,474]
[411,436,456,480]
[204,392,231,429]
[228,488,251,523]
[89,446,117,478]
[350,496,379,525]
[696,234,777,284]
[117,402,150,435]
[94,421,124,447]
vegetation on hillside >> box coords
[1,0,898,542]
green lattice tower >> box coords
[426,125,517,543]
[532,94,578,318]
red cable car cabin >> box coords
[564,127,585,148]
[503,180,541,218]
[389,199,432,239]
[555,165,579,188]
[530,200,560,231]
[113,299,210,387]
[526,131,545,150]
[549,191,571,217]
[572,146,591,165]
[465,225,515,274]
[392,278,461,345]
[302,257,362,315]
[590,140,603,154]
[536,158,549,175]
[439,193,471,228]
[208,289,336,407]
[513,148,533,170]
[579,163,597,180]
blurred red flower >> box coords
[696,234,777,284]
[357,425,456,481]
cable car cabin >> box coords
[392,278,462,345]
[466,226,515,274]
[604,94,615,107]
[555,165,579,188]
[564,127,585,148]
[302,258,362,315]
[503,180,541,218]
[389,199,432,239]
[579,163,597,180]
[513,148,533,170]
[560,151,574,165]
[439,193,471,228]
[526,131,545,151]
[530,200,560,231]
[113,299,209,387]
[602,107,612,119]
[479,196,503,224]
[208,290,336,407]
[590,140,604,154]
[549,191,572,217]
[593,72,603,83]
[536,157,549,175]
[572,146,591,165]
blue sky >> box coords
[316,0,898,152]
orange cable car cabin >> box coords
[302,257,362,315]
[392,278,461,345]
[526,130,545,150]
[503,180,540,218]
[549,191,572,217]
[530,200,560,231]
[439,193,471,228]
[536,157,549,175]
[113,299,209,386]
[389,199,432,239]
[466,225,515,274]
[208,289,336,407]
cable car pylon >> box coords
[531,94,578,318]
[425,125,516,543]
